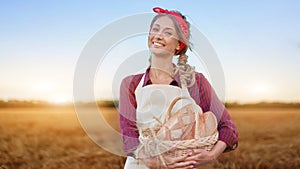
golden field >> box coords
[0,106,299,169]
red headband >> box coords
[153,7,189,54]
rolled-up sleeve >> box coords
[197,73,238,152]
[118,76,140,156]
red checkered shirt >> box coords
[118,68,238,156]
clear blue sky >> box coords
[1,1,299,103]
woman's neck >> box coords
[149,55,174,83]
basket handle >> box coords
[165,96,200,121]
[165,96,206,139]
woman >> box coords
[119,7,238,169]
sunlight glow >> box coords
[51,96,69,104]
[249,82,270,95]
[32,82,54,92]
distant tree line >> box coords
[0,100,119,108]
[224,101,300,108]
[0,99,299,108]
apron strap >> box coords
[134,73,146,96]
[181,85,191,98]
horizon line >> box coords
[1,98,300,105]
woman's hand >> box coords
[140,141,227,168]
[184,141,227,168]
[162,153,196,169]
[140,153,196,169]
[184,149,216,167]
[139,156,161,169]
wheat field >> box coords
[0,106,299,169]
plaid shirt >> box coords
[118,68,238,156]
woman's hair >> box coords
[150,11,196,87]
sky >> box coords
[0,0,299,103]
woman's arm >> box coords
[118,76,140,156]
[197,73,238,152]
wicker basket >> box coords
[135,96,218,161]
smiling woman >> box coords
[119,7,238,169]
[148,16,181,57]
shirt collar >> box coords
[143,65,182,88]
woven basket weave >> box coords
[135,96,218,162]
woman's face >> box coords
[148,16,180,56]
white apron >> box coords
[124,74,191,169]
